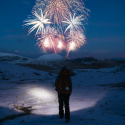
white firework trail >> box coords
[62,13,85,33]
[24,9,51,36]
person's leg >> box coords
[64,94,70,120]
[58,93,64,118]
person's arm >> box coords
[55,75,59,87]
[69,77,72,95]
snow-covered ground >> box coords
[36,54,65,67]
[0,53,33,64]
[0,52,65,66]
[0,62,125,125]
[37,54,64,61]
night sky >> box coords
[0,0,125,59]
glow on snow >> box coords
[26,86,106,115]
[24,0,89,57]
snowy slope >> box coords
[37,54,64,61]
[0,62,55,82]
[81,58,117,65]
[0,53,66,67]
[0,62,125,125]
[37,54,65,65]
[0,52,33,64]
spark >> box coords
[43,37,50,47]
[57,41,63,49]
[66,31,86,57]
[69,42,76,50]
[33,0,89,24]
[59,34,65,41]
[62,13,85,33]
[66,42,76,58]
[36,26,58,53]
[56,40,65,52]
[69,0,90,15]
[44,0,71,24]
[24,9,51,36]
[67,31,86,48]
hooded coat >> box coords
[55,66,72,95]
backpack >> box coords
[55,69,71,94]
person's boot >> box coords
[66,119,69,122]
[60,115,64,119]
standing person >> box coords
[55,66,72,122]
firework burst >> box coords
[70,0,90,15]
[44,0,71,24]
[24,0,90,57]
[66,31,86,57]
[36,26,59,53]
[24,9,51,36]
[62,13,85,33]
[33,0,89,24]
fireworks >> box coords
[67,31,86,48]
[57,41,63,49]
[36,26,58,53]
[24,0,90,57]
[66,31,86,57]
[44,0,71,24]
[37,27,65,53]
[33,0,71,24]
[62,13,85,33]
[24,9,51,36]
[33,0,89,24]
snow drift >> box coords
[37,54,65,62]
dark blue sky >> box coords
[0,0,125,59]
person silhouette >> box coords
[55,66,72,122]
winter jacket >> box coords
[55,75,72,96]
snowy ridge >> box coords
[0,53,18,57]
[0,62,56,82]
[0,53,65,66]
[81,58,117,65]
[75,65,124,73]
[0,52,33,64]
[37,54,64,61]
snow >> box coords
[112,58,125,61]
[0,52,33,64]
[0,53,18,57]
[81,58,117,65]
[37,54,65,61]
[0,61,125,125]
[0,53,65,67]
[81,61,95,65]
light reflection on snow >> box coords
[70,97,105,112]
[29,88,54,99]
[0,84,106,117]
[27,87,106,115]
